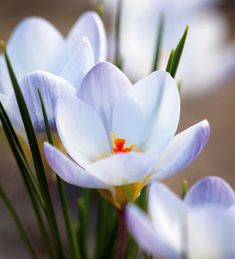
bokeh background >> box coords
[1,0,235,258]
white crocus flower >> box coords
[127,177,235,258]
[44,62,210,209]
[0,12,107,172]
[0,11,106,95]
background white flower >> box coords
[127,177,235,258]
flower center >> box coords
[111,132,136,154]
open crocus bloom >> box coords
[127,177,235,258]
[0,11,106,95]
[44,61,210,209]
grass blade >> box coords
[0,103,55,258]
[170,26,188,78]
[1,42,64,258]
[38,90,81,259]
[166,49,175,74]
[151,14,164,72]
[0,185,38,259]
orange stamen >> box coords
[112,134,135,154]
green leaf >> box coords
[0,104,54,258]
[1,42,64,258]
[181,180,189,199]
[38,90,81,259]
[166,49,175,74]
[0,185,38,259]
[170,26,189,78]
[152,14,164,72]
[0,102,44,209]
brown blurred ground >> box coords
[1,0,235,258]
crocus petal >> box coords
[151,120,210,181]
[184,176,235,208]
[19,71,75,131]
[187,208,235,259]
[44,142,113,190]
[60,37,94,89]
[85,152,155,186]
[112,70,180,157]
[126,204,181,258]
[77,62,132,132]
[0,17,64,94]
[56,94,110,167]
[148,183,186,253]
[67,11,107,62]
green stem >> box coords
[0,185,38,259]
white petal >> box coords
[126,204,180,258]
[44,142,112,190]
[60,37,95,89]
[77,62,132,133]
[148,183,187,253]
[67,11,107,62]
[151,120,210,181]
[187,208,235,259]
[56,94,110,167]
[19,71,75,131]
[184,176,235,208]
[85,152,155,186]
[0,17,64,94]
[112,70,180,157]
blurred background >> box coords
[1,0,235,258]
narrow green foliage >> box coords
[77,197,89,259]
[0,103,44,209]
[151,14,164,72]
[0,185,38,259]
[170,26,189,78]
[166,49,175,73]
[0,105,54,258]
[181,180,189,199]
[114,0,123,69]
[126,234,139,259]
[0,43,64,258]
[38,90,81,259]
[94,196,117,259]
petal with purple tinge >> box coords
[67,11,107,62]
[126,204,181,258]
[56,94,110,168]
[148,183,186,253]
[184,176,235,208]
[44,142,112,190]
[151,120,210,181]
[78,62,132,132]
[60,37,94,89]
[20,71,75,131]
